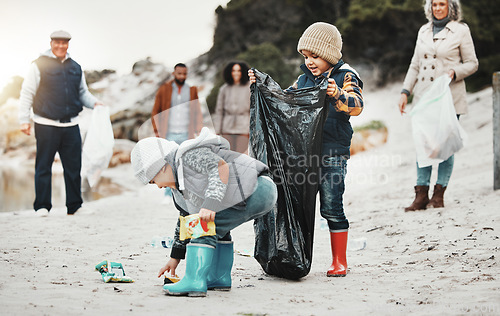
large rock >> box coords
[108,139,135,168]
[350,124,388,156]
[91,58,170,141]
[0,99,36,154]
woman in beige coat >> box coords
[398,0,478,211]
[214,61,251,153]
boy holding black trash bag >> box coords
[249,22,364,277]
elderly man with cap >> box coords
[19,30,104,216]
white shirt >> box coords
[168,81,191,134]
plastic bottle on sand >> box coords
[320,218,329,231]
[348,237,367,251]
[151,236,173,248]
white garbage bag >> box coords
[410,75,467,168]
[82,106,114,188]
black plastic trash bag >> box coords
[249,69,329,279]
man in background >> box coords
[19,30,104,216]
[151,63,202,203]
[151,63,202,141]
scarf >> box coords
[433,16,450,35]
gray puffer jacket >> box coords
[167,127,269,259]
[169,127,268,214]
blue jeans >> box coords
[164,132,189,197]
[319,156,349,231]
[192,176,278,248]
[416,155,454,187]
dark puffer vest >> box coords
[33,56,83,122]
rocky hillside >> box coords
[1,0,497,147]
[88,58,171,141]
[205,0,499,90]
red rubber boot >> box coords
[327,231,348,277]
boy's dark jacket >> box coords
[293,60,363,158]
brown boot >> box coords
[427,184,446,208]
[404,186,429,212]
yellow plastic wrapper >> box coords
[164,275,180,284]
[179,214,216,241]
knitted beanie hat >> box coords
[131,137,179,184]
[297,22,342,65]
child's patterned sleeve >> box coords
[328,72,363,116]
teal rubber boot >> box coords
[207,241,234,291]
[163,244,215,297]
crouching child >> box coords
[131,127,277,296]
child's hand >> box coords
[248,69,256,84]
[326,79,339,97]
[199,208,216,222]
[158,258,180,278]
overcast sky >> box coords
[0,0,229,90]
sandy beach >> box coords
[1,83,499,315]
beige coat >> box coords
[403,21,478,114]
[214,82,251,135]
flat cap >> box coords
[50,30,72,40]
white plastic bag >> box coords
[82,106,114,188]
[409,75,467,167]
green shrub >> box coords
[353,120,387,132]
